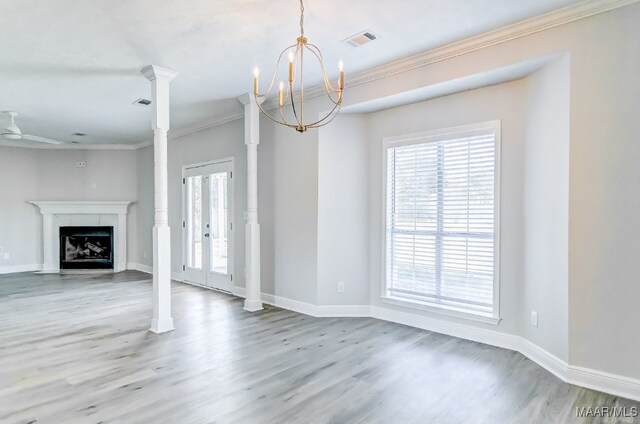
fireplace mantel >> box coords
[29,201,134,273]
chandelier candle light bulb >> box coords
[252,0,344,133]
[288,50,295,83]
[253,67,260,95]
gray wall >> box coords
[366,79,527,337]
[135,119,247,288]
[0,147,138,270]
[317,114,370,306]
[2,1,638,382]
[254,2,640,379]
[522,55,570,361]
[258,115,320,303]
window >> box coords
[383,121,500,322]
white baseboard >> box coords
[369,305,640,402]
[370,305,521,352]
[253,293,640,402]
[518,337,568,382]
[567,365,640,403]
[170,271,185,283]
[126,274,640,402]
[127,262,152,274]
[232,285,246,298]
[0,263,43,274]
[260,293,319,316]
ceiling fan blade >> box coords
[21,134,65,145]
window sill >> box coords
[381,296,501,325]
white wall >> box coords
[317,114,370,306]
[522,55,570,361]
[0,147,138,271]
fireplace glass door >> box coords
[60,226,114,270]
[183,160,234,291]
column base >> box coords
[152,225,173,333]
[150,317,175,334]
[244,299,264,312]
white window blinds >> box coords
[385,123,499,317]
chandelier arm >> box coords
[305,47,335,98]
[256,42,298,98]
[306,43,340,93]
[305,102,342,128]
[301,44,342,107]
[308,114,342,129]
[305,43,334,93]
[255,97,298,129]
[307,106,342,129]
[253,0,344,133]
[289,82,303,127]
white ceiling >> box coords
[0,0,582,146]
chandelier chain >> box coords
[299,0,304,36]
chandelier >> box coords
[253,0,344,133]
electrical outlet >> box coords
[337,281,345,293]
[143,252,147,259]
[3,252,9,260]
[531,310,538,327]
[75,161,87,168]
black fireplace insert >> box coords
[59,226,114,270]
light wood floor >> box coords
[1,272,638,424]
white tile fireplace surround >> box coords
[29,201,133,273]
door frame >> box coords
[181,157,235,291]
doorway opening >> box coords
[182,158,234,292]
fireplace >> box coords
[60,226,114,270]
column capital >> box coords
[237,93,265,106]
[141,65,178,82]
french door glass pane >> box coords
[186,175,203,269]
[210,172,228,274]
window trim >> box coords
[381,120,502,325]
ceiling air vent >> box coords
[133,98,152,106]
[343,30,378,47]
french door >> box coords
[182,159,234,292]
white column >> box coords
[142,65,178,333]
[238,94,264,312]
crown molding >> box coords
[0,141,141,150]
[11,0,634,152]
[142,0,640,143]
[168,110,244,140]
[296,0,640,102]
[132,109,245,149]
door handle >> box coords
[204,233,210,238]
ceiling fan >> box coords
[1,111,66,145]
